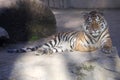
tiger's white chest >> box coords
[79,30,109,49]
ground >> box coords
[0,9,120,80]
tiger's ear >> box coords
[99,11,104,16]
[95,10,104,16]
[83,12,89,20]
[97,11,104,16]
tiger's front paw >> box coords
[36,48,53,55]
[101,48,113,54]
[48,49,53,54]
[35,48,45,55]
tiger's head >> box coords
[83,10,107,38]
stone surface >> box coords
[0,44,120,80]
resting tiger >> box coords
[7,10,113,55]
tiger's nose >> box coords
[92,30,99,33]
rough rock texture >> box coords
[8,47,120,80]
[0,44,119,80]
[0,0,56,42]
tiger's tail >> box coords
[7,45,41,53]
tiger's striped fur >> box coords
[7,10,112,55]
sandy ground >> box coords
[0,9,120,80]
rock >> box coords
[7,47,120,80]
[0,27,9,46]
[0,0,56,42]
[66,47,120,80]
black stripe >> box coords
[70,45,73,49]
[68,31,77,39]
[54,48,58,52]
[58,33,61,41]
[59,33,63,39]
[98,28,108,40]
[69,32,78,48]
[61,33,65,41]
[20,48,26,53]
[54,39,57,46]
[31,47,37,51]
[84,35,90,44]
[44,43,50,47]
[26,47,33,51]
[49,41,54,47]
[64,32,71,41]
[51,48,58,53]
[55,37,59,46]
[57,33,61,45]
[84,31,95,44]
[87,34,94,44]
[70,38,76,49]
[68,31,78,42]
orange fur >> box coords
[74,32,97,52]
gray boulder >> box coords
[0,0,56,42]
[0,27,9,38]
[0,27,9,46]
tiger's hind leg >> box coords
[35,48,53,55]
[35,47,63,55]
[35,46,71,55]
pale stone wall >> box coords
[41,0,120,9]
[70,0,120,9]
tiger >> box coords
[7,10,113,55]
